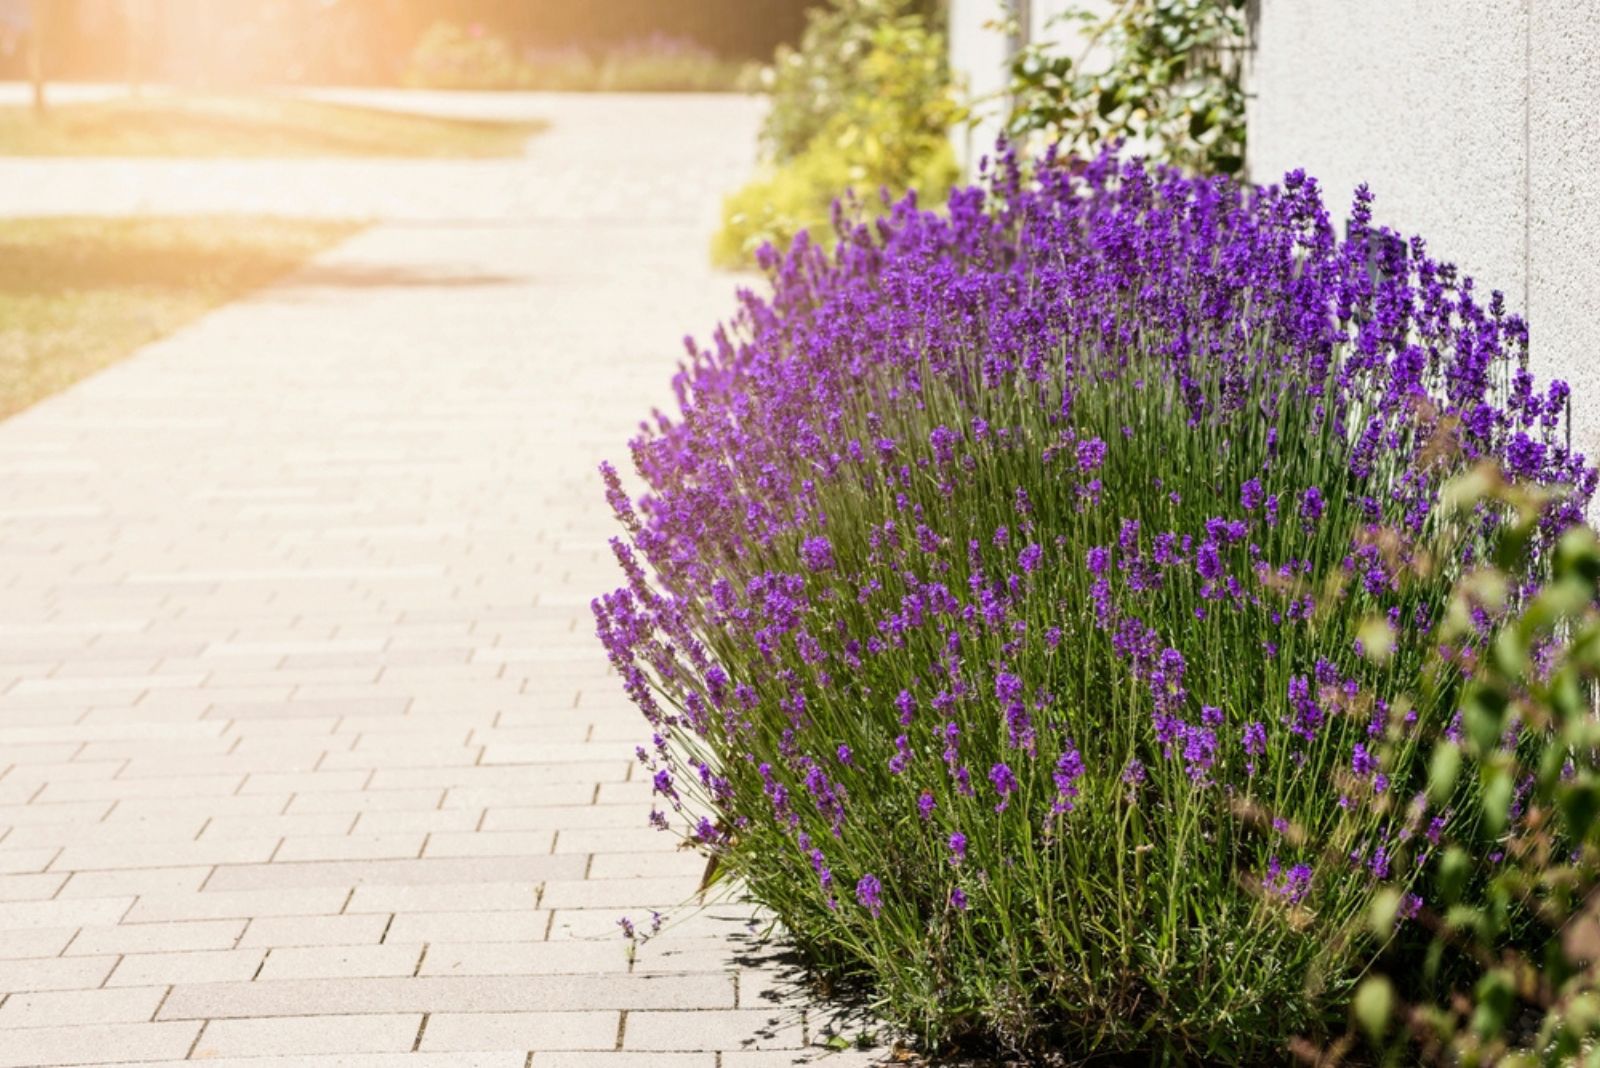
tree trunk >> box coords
[27,0,45,115]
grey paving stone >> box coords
[158,973,737,1019]
[420,1010,619,1052]
[0,1021,201,1068]
[193,1013,424,1057]
[625,1009,809,1052]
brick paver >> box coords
[0,93,885,1065]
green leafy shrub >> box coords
[711,0,960,269]
[1301,474,1600,1066]
[1007,0,1248,174]
[598,149,1596,1061]
[757,0,936,164]
[404,22,753,93]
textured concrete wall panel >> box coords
[1529,4,1600,461]
[1250,0,1527,300]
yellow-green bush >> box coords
[712,128,956,270]
[712,1,961,269]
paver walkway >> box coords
[0,93,881,1067]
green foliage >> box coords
[1006,0,1248,175]
[711,0,960,269]
[757,0,930,163]
[710,135,956,271]
[1323,473,1600,1066]
[403,22,755,93]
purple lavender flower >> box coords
[941,721,960,766]
[1051,743,1084,813]
[1240,477,1263,511]
[855,873,883,918]
[1180,724,1217,783]
[1300,487,1325,524]
[947,831,967,865]
[1265,857,1314,904]
[1286,675,1323,742]
[989,763,1018,812]
[1242,721,1267,775]
[799,536,835,573]
[1368,847,1391,880]
[1150,647,1187,712]
[888,734,911,774]
[1351,742,1379,779]
[1118,519,1141,555]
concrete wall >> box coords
[948,0,1017,171]
[1249,0,1600,461]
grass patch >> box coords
[0,94,547,157]
[0,215,360,418]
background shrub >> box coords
[404,22,755,92]
[1007,0,1249,175]
[598,152,1595,1061]
[710,0,960,269]
[405,22,525,90]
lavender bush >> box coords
[594,149,1595,1060]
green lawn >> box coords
[0,94,546,157]
[0,216,361,418]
